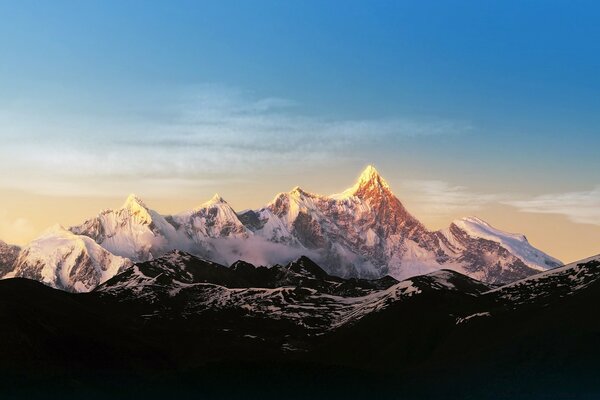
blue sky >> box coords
[1,1,599,185]
[0,1,599,260]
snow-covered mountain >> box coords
[239,166,437,279]
[1,165,562,291]
[239,165,561,282]
[0,240,20,277]
[8,225,130,292]
[438,217,562,283]
[171,194,249,241]
[70,194,178,262]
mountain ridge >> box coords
[0,165,562,292]
[0,251,598,398]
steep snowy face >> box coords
[0,240,20,277]
[10,225,130,292]
[436,217,562,284]
[448,217,561,271]
[70,194,177,261]
[334,165,427,240]
[171,194,249,244]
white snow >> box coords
[456,312,491,324]
[6,166,565,291]
[11,225,130,292]
[448,216,562,271]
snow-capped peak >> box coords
[174,193,248,242]
[356,164,390,190]
[202,193,227,207]
[123,193,147,210]
[119,194,153,225]
[290,186,316,198]
[357,165,387,186]
[332,165,392,200]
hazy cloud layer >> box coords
[0,86,470,197]
[504,187,600,226]
[401,180,505,217]
[0,211,34,244]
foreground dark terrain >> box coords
[1,251,600,399]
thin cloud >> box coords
[402,180,504,216]
[504,187,600,226]
[0,211,35,244]
[0,86,471,197]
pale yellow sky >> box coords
[1,168,598,264]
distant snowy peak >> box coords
[448,216,562,271]
[120,193,168,228]
[173,194,248,240]
[70,194,177,261]
[201,193,227,207]
[10,225,130,292]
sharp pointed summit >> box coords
[202,193,227,207]
[330,165,393,201]
[173,193,249,245]
[122,194,148,212]
[357,165,386,185]
[339,165,394,202]
[290,186,312,197]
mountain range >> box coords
[1,250,598,398]
[0,165,561,292]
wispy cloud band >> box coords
[400,180,505,217]
[504,187,600,226]
[0,85,470,197]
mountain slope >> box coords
[445,216,561,270]
[70,194,178,261]
[437,217,561,283]
[488,253,600,306]
[9,225,131,292]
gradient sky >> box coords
[0,0,599,262]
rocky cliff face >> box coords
[0,240,20,277]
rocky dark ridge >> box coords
[0,251,598,399]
